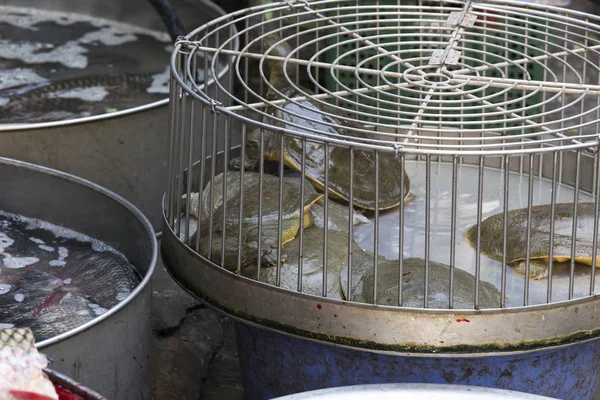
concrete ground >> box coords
[152,255,244,400]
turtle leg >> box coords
[244,240,288,269]
[512,259,549,280]
[230,130,261,171]
[261,250,288,268]
[261,236,288,267]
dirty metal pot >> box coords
[0,0,237,232]
[46,368,107,400]
[0,157,157,400]
[271,383,557,400]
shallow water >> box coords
[354,160,596,307]
[0,5,176,123]
[0,210,141,342]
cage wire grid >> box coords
[165,0,600,312]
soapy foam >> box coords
[0,210,122,255]
[51,86,109,102]
[0,68,46,91]
[29,237,45,245]
[2,255,39,269]
[0,285,12,295]
[0,233,14,252]
[116,290,130,301]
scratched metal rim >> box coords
[161,218,600,353]
[0,156,158,349]
[170,0,600,156]
[0,0,234,133]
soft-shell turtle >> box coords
[243,199,369,298]
[340,248,501,309]
[188,171,322,271]
[231,35,411,210]
[183,170,259,221]
[466,202,600,280]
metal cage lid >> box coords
[171,0,600,156]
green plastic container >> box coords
[323,1,549,133]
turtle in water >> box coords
[188,171,323,271]
[230,34,411,210]
[340,248,501,309]
[466,202,600,280]
[183,170,259,221]
[243,199,369,299]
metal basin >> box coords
[0,157,157,400]
[0,0,237,231]
[272,384,557,400]
[47,368,106,400]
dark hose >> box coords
[147,0,186,42]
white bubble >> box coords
[0,284,12,295]
[58,247,68,259]
[29,237,45,245]
[76,310,90,316]
[3,255,39,269]
[0,323,14,329]
[50,86,109,102]
[0,233,14,251]
[38,245,55,252]
[116,291,130,301]
[93,307,107,316]
[14,293,24,302]
[49,246,68,266]
[63,278,72,285]
[147,66,170,94]
[88,303,99,309]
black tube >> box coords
[147,0,186,42]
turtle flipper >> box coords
[229,155,258,171]
[230,128,262,171]
[261,250,288,268]
[246,240,287,268]
[512,259,549,280]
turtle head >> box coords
[262,34,297,94]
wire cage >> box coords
[162,0,600,355]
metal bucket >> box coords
[233,322,598,399]
[0,0,237,231]
[0,157,157,400]
[161,1,600,399]
[46,368,106,400]
[271,383,557,400]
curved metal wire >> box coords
[165,0,600,314]
[170,0,600,156]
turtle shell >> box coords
[271,96,411,210]
[340,249,501,309]
[234,35,411,210]
[466,202,600,269]
[189,171,322,271]
[242,199,369,299]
